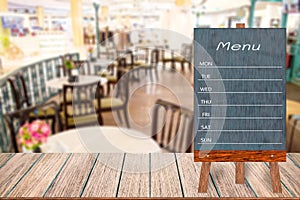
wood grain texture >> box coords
[7,154,70,197]
[274,158,300,197]
[151,153,182,197]
[194,150,286,162]
[269,162,282,193]
[81,153,123,197]
[245,162,292,197]
[0,154,41,197]
[198,162,211,193]
[288,154,300,167]
[236,162,245,184]
[176,153,218,197]
[0,153,14,167]
[118,154,149,197]
[210,162,255,197]
[44,154,97,197]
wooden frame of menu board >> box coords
[194,24,286,193]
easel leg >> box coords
[269,162,282,193]
[198,162,211,193]
[235,162,245,184]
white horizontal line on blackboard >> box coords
[197,92,282,94]
[197,130,282,132]
[198,79,282,81]
[198,143,282,145]
[198,104,283,106]
[198,117,282,119]
[197,66,282,69]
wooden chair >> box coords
[7,73,31,109]
[101,70,130,127]
[98,63,118,96]
[57,54,91,77]
[7,73,61,133]
[161,44,192,72]
[152,99,193,152]
[62,81,103,130]
[4,101,62,152]
[173,43,192,72]
[142,49,159,81]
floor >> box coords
[0,153,299,198]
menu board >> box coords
[194,28,286,162]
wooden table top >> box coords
[0,153,299,199]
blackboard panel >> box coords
[194,28,286,162]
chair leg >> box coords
[181,61,185,73]
[116,110,123,124]
[123,108,130,128]
[98,113,104,126]
[188,62,192,71]
[155,68,159,81]
[150,69,153,82]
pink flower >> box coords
[41,125,50,135]
[18,120,51,151]
[29,123,39,132]
[25,140,34,148]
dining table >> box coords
[41,126,161,153]
[45,75,108,90]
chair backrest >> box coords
[152,99,193,153]
[7,73,31,110]
[62,81,103,129]
[56,55,68,77]
[4,101,61,152]
[117,57,127,69]
[114,70,129,105]
[127,50,134,67]
[74,60,91,75]
[150,49,159,65]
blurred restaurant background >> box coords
[0,0,300,153]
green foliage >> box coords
[64,60,74,70]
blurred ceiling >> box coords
[7,0,251,16]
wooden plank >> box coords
[7,154,70,197]
[81,153,123,197]
[269,162,282,193]
[210,162,255,197]
[198,162,211,193]
[0,154,41,197]
[0,153,14,167]
[288,153,300,167]
[272,158,300,197]
[176,153,218,197]
[194,150,286,162]
[44,154,98,197]
[245,162,292,197]
[236,162,245,184]
[151,153,182,197]
[117,154,149,197]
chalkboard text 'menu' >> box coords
[216,41,261,51]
